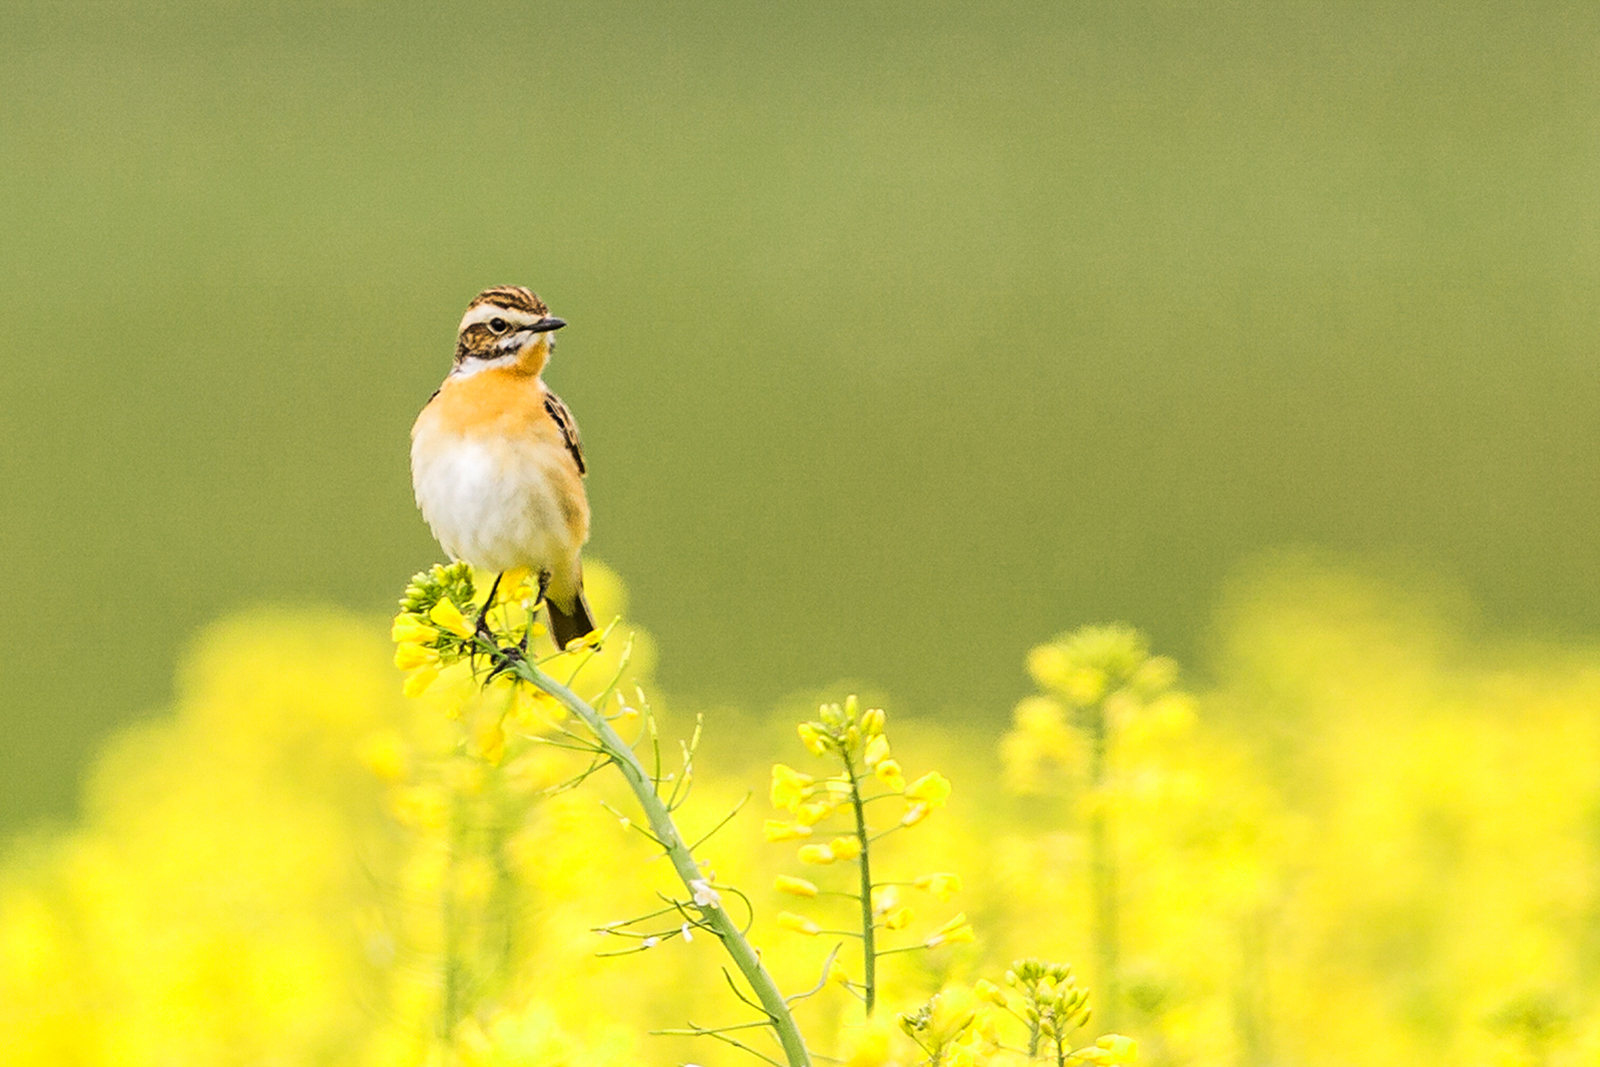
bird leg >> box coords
[523,570,552,653]
[475,572,506,642]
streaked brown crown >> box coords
[468,286,549,318]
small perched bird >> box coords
[411,285,597,649]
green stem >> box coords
[841,751,876,1015]
[1086,699,1118,1030]
[514,659,813,1067]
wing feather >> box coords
[544,390,586,475]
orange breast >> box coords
[421,367,558,442]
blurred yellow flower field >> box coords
[3,560,1598,1066]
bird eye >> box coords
[487,317,510,335]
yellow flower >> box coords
[777,911,822,936]
[901,802,931,827]
[798,843,836,865]
[795,799,836,826]
[845,1020,892,1067]
[393,641,439,671]
[428,597,475,639]
[797,722,829,756]
[874,758,906,790]
[770,763,815,811]
[391,614,438,645]
[1092,1035,1138,1064]
[973,978,1008,1007]
[774,875,819,898]
[828,960,852,985]
[1026,644,1073,690]
[402,664,441,698]
[927,985,981,1044]
[884,906,915,930]
[470,716,506,764]
[861,706,886,735]
[844,1017,896,1067]
[764,820,813,842]
[864,734,890,768]
[925,913,976,948]
[828,835,862,861]
[905,771,952,807]
[913,872,963,900]
[495,565,532,603]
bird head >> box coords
[453,285,567,374]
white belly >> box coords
[411,431,575,574]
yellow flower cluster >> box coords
[886,965,1136,1067]
[1000,624,1193,797]
[764,693,982,1038]
[12,559,1600,1067]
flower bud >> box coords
[763,820,813,842]
[828,836,862,861]
[777,911,822,936]
[774,876,820,898]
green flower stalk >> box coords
[767,696,962,1016]
[394,563,813,1067]
[1007,624,1182,1029]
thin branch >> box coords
[510,661,813,1067]
[689,792,752,851]
[722,966,773,1017]
[598,800,667,848]
[786,943,844,1006]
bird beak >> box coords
[527,316,566,334]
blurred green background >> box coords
[1,0,1596,831]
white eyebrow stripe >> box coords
[458,303,543,333]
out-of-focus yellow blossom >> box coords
[777,911,822,936]
[798,843,836,865]
[900,985,987,1065]
[828,835,862,861]
[774,875,819,898]
[926,913,976,948]
[797,722,829,755]
[770,763,814,810]
[973,978,1008,1007]
[913,872,963,901]
[17,559,1600,1067]
[927,985,981,1043]
[358,731,410,783]
[493,565,533,604]
[864,734,890,769]
[402,663,441,698]
[794,798,837,825]
[883,906,915,930]
[905,771,951,807]
[1090,1034,1138,1063]
[901,802,931,827]
[764,819,813,842]
[861,706,886,736]
[873,758,906,790]
[470,714,507,764]
[843,1017,894,1067]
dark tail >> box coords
[546,584,597,650]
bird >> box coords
[411,285,597,651]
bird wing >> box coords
[544,389,587,475]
